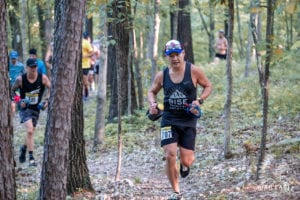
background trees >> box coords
[3,0,300,198]
[0,1,16,199]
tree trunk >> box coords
[94,8,108,149]
[112,0,132,180]
[195,0,215,59]
[285,11,294,50]
[284,11,290,50]
[85,16,93,41]
[0,1,16,199]
[39,0,86,199]
[170,0,179,39]
[107,4,118,121]
[235,0,244,59]
[250,0,263,96]
[26,0,32,48]
[245,20,253,77]
[151,0,160,83]
[128,33,132,115]
[257,1,262,42]
[177,0,194,63]
[109,0,131,120]
[146,2,154,60]
[133,29,143,109]
[67,56,94,194]
[223,0,234,159]
[36,2,48,60]
[8,0,23,60]
[20,0,27,63]
[256,0,275,181]
[209,1,215,59]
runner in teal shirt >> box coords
[9,50,25,86]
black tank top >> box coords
[161,62,197,127]
[20,73,45,110]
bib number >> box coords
[161,126,172,140]
[25,93,39,105]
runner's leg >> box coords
[163,142,180,193]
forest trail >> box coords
[14,109,300,200]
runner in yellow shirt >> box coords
[82,32,95,100]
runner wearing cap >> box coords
[11,58,51,167]
[148,40,213,200]
[9,50,25,114]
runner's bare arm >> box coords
[42,75,51,100]
[191,65,212,101]
[148,71,163,104]
[11,76,22,98]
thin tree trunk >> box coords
[139,31,144,60]
[0,1,16,199]
[285,11,290,50]
[146,2,154,60]
[209,1,215,59]
[8,0,23,60]
[115,49,123,181]
[94,7,108,149]
[290,14,293,46]
[256,0,275,181]
[236,0,244,59]
[133,29,143,109]
[107,3,118,121]
[128,33,133,115]
[177,0,194,63]
[151,0,160,83]
[196,1,215,58]
[257,3,262,42]
[245,20,253,77]
[250,0,263,93]
[21,0,27,63]
[223,0,234,159]
[94,44,107,147]
[170,0,179,39]
[26,0,31,48]
[36,3,47,59]
[131,1,144,109]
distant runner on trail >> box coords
[213,29,228,64]
[148,40,212,200]
[29,48,47,75]
[11,58,51,167]
[8,50,25,114]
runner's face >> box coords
[167,51,185,68]
[27,65,37,74]
[11,58,17,65]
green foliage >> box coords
[17,186,39,200]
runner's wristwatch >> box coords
[198,98,204,104]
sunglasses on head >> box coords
[165,43,182,51]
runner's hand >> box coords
[149,101,158,114]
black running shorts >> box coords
[83,69,90,75]
[160,125,196,151]
[19,109,40,127]
[215,53,227,60]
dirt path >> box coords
[14,106,300,199]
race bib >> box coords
[25,93,39,105]
[161,126,172,140]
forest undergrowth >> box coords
[14,57,300,199]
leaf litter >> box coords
[13,102,300,200]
